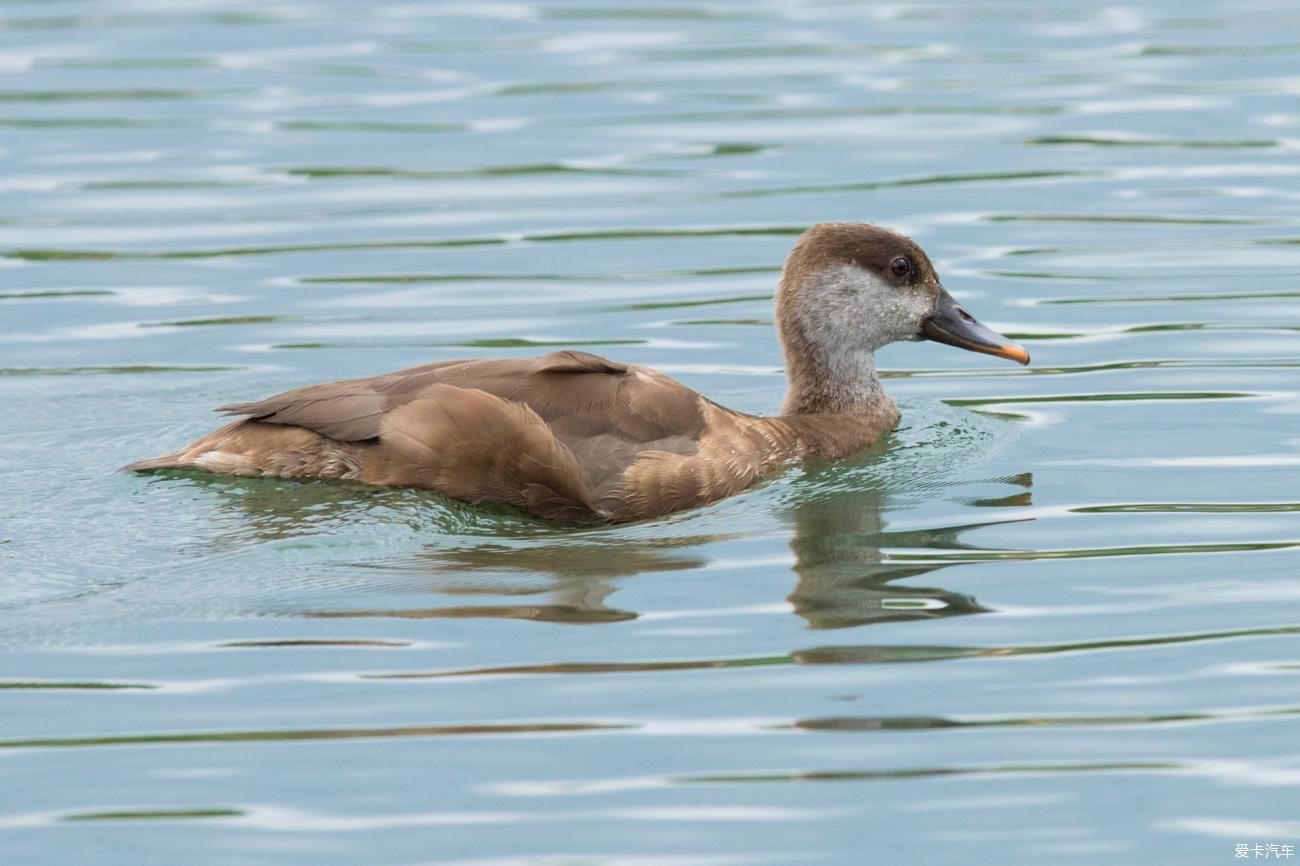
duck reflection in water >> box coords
[192,467,1032,630]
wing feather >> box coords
[214,351,711,487]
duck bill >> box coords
[921,288,1030,365]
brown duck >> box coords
[126,222,1029,522]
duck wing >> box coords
[216,350,710,491]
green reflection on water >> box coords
[64,808,244,822]
[0,722,632,750]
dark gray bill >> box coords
[921,288,1030,365]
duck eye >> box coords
[890,256,911,278]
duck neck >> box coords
[780,342,892,417]
[773,258,900,419]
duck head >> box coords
[776,222,1028,415]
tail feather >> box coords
[120,451,187,472]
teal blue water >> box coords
[3,1,1300,863]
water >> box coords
[3,0,1299,862]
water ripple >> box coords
[4,1,1299,861]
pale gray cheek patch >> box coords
[795,264,931,351]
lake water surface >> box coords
[3,1,1300,863]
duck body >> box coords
[127,350,897,523]
[127,223,1027,522]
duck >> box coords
[125,222,1029,523]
